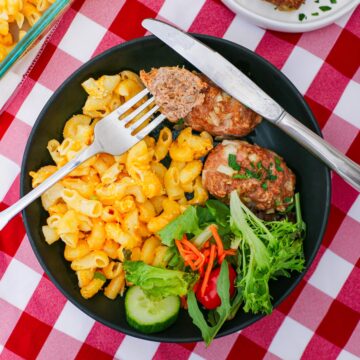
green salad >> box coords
[123,191,306,345]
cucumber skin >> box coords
[125,287,180,334]
[126,309,179,334]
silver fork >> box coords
[0,88,165,230]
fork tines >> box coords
[136,113,166,139]
[121,95,156,126]
[117,88,165,137]
[98,87,166,141]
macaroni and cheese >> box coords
[30,70,214,300]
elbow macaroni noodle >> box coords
[30,71,213,300]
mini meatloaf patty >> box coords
[265,0,304,10]
[140,67,208,122]
[185,74,262,137]
[140,67,262,137]
[202,140,295,212]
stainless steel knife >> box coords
[142,18,360,192]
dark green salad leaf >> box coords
[196,205,215,228]
[167,252,185,270]
[123,261,198,300]
[200,199,232,240]
[227,290,243,321]
[205,200,230,228]
[187,261,233,346]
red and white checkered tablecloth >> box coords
[0,0,359,359]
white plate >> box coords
[222,0,359,32]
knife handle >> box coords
[276,112,360,192]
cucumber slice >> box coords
[125,286,180,334]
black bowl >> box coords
[21,35,331,342]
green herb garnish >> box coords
[246,168,262,180]
[261,163,277,181]
[94,272,106,282]
[319,6,331,11]
[233,174,248,179]
[312,12,319,16]
[232,161,278,182]
[261,182,268,190]
[228,154,241,171]
[177,118,185,125]
[232,169,262,180]
[275,157,283,172]
[330,0,336,3]
[267,174,278,181]
[299,13,307,21]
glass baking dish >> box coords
[0,0,73,79]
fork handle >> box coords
[0,142,100,231]
[276,112,360,192]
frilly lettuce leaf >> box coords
[230,191,305,314]
[123,261,198,300]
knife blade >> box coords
[142,18,284,122]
